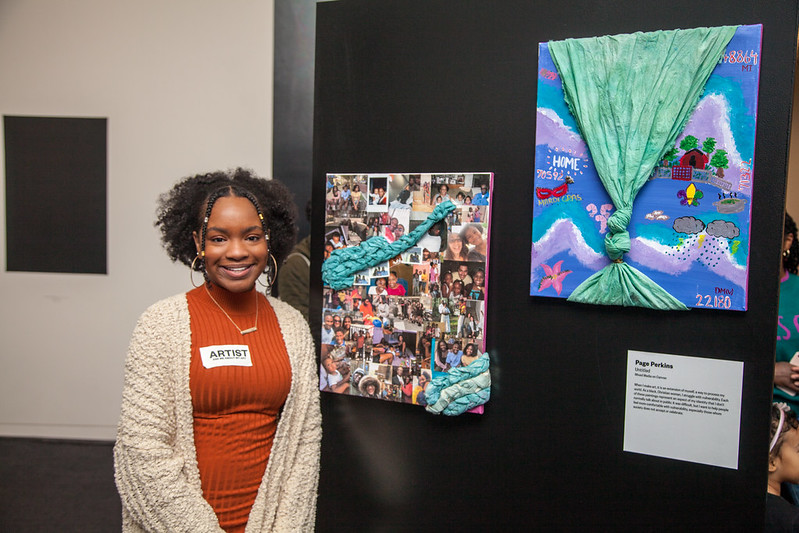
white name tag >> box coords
[200,345,253,369]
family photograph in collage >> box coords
[320,173,493,405]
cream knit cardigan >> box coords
[114,294,321,532]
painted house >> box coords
[679,148,709,169]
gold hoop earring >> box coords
[258,253,279,294]
[190,254,204,288]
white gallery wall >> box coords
[0,0,275,440]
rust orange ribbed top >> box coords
[187,286,292,532]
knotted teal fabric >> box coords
[549,26,737,310]
[604,207,632,261]
[425,353,491,416]
[322,200,456,290]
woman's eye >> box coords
[247,235,263,242]
[209,236,225,243]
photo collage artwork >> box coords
[320,173,493,406]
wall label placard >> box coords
[623,350,744,469]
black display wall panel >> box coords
[4,116,107,274]
[311,1,799,530]
[273,0,316,239]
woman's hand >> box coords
[774,362,799,391]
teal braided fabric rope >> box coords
[322,200,456,290]
[425,353,491,416]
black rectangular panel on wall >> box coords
[312,1,799,530]
[4,115,107,274]
[273,0,316,238]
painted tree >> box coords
[702,137,717,153]
[710,149,729,177]
[679,135,699,152]
[661,146,679,165]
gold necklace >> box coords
[205,286,258,335]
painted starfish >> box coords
[538,260,572,295]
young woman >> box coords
[466,269,486,301]
[367,215,381,237]
[417,334,433,370]
[114,169,320,532]
[342,315,353,340]
[359,296,374,319]
[399,369,413,403]
[434,337,449,372]
[461,343,479,367]
[460,223,488,262]
[444,232,469,262]
[386,271,406,296]
[368,277,388,298]
[384,217,400,242]
[376,186,387,205]
[775,213,799,413]
[434,183,450,205]
[349,183,365,212]
[359,376,382,398]
[413,371,431,405]
[393,334,413,367]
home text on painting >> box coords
[551,155,579,172]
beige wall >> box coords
[0,0,275,440]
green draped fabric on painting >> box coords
[548,25,737,310]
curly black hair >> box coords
[769,403,799,463]
[785,213,799,275]
[155,168,297,272]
